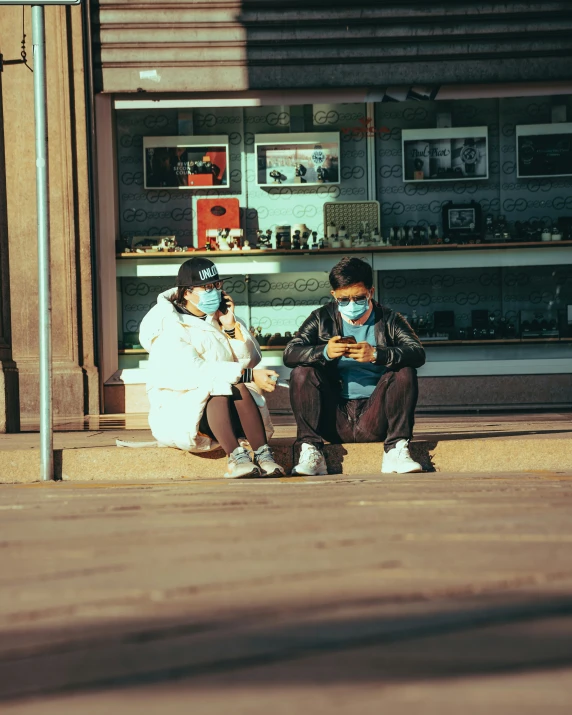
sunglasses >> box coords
[335,294,369,307]
[192,281,223,292]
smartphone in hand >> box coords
[338,336,357,345]
[219,290,229,315]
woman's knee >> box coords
[206,394,232,413]
[233,382,250,397]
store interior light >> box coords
[114,98,263,110]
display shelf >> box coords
[421,337,572,347]
[118,337,572,355]
[118,346,286,354]
[254,338,572,348]
[116,241,572,278]
[117,240,571,259]
[117,246,374,259]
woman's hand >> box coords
[252,368,278,392]
[217,290,236,329]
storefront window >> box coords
[378,265,572,342]
[113,94,572,384]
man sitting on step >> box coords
[283,257,426,476]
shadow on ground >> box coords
[2,592,572,704]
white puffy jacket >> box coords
[139,288,273,451]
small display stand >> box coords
[197,198,241,248]
[323,201,381,237]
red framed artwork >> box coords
[143,136,229,189]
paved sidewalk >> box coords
[1,472,571,713]
[1,413,572,482]
[9,411,572,447]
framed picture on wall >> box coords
[255,133,340,187]
[516,123,572,178]
[143,136,230,189]
[402,126,489,182]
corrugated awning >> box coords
[93,0,572,94]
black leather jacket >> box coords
[283,300,426,372]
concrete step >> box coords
[2,434,572,483]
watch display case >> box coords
[402,126,488,182]
[442,201,483,243]
[255,133,340,187]
[377,264,572,344]
[516,123,572,179]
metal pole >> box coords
[32,6,53,481]
[365,101,376,202]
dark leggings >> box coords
[198,383,267,455]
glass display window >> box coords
[377,264,572,344]
[110,94,572,392]
[117,272,333,367]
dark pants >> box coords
[289,365,418,452]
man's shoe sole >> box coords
[381,466,424,474]
[291,467,328,476]
[260,466,286,477]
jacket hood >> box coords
[139,287,218,352]
[139,287,244,353]
[138,288,177,352]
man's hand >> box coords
[253,368,278,392]
[326,336,349,359]
[345,341,376,363]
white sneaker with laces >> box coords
[224,446,261,479]
[292,443,328,476]
[381,439,423,474]
[253,444,285,477]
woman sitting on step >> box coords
[139,257,284,479]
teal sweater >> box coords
[324,312,387,399]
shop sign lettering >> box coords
[341,118,390,138]
[410,144,451,159]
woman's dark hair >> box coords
[329,257,373,290]
[169,286,191,310]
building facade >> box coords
[0,3,97,429]
[1,1,572,427]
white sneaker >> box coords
[292,443,328,476]
[224,446,261,479]
[253,444,286,477]
[381,439,423,474]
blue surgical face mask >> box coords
[194,288,222,315]
[337,298,370,321]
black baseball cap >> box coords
[175,257,229,287]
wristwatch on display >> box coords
[370,347,378,363]
[460,138,478,176]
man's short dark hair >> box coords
[329,257,373,291]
